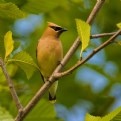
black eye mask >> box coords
[50,26,63,31]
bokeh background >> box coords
[0,0,121,121]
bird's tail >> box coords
[49,92,56,103]
[49,81,58,104]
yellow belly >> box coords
[39,51,58,78]
[37,39,63,78]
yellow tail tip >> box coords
[49,99,56,104]
[49,93,56,104]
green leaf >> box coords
[75,19,91,57]
[0,2,25,20]
[8,51,39,79]
[4,31,14,59]
[85,107,121,121]
[102,107,121,121]
[117,22,121,29]
[85,113,101,121]
[0,106,14,121]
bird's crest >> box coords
[47,22,61,28]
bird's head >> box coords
[43,22,67,38]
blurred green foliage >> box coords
[0,0,121,121]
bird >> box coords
[36,22,67,103]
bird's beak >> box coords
[61,28,68,32]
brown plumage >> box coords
[36,22,67,103]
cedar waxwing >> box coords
[36,22,67,103]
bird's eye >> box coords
[50,26,62,31]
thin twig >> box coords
[90,32,121,39]
[55,29,121,78]
[15,0,105,121]
[0,58,23,111]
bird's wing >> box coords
[40,72,45,83]
[36,42,45,83]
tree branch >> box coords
[53,0,106,74]
[86,0,106,24]
[15,0,106,121]
[55,29,121,78]
[0,58,23,111]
